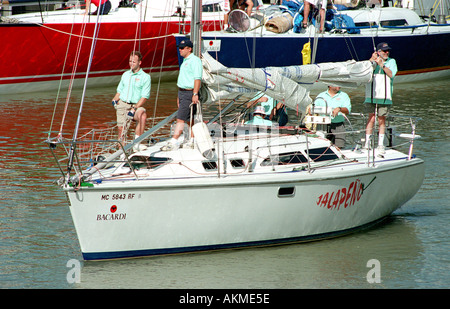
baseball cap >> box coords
[178,40,193,49]
[253,106,266,116]
[377,42,392,51]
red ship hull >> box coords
[0,19,221,94]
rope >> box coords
[48,16,77,140]
[34,22,174,42]
[150,0,175,128]
[51,14,90,138]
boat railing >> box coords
[45,115,172,186]
[342,112,421,159]
[46,136,140,186]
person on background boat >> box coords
[225,0,256,30]
[245,106,273,126]
[223,0,231,30]
[112,51,150,152]
[302,0,327,33]
[313,85,351,148]
[161,40,203,151]
[364,42,398,154]
[84,0,111,15]
[231,0,253,17]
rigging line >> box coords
[33,22,173,41]
[122,3,147,138]
[150,0,174,128]
[366,9,376,52]
[67,12,104,173]
[48,15,77,140]
[58,17,89,137]
[431,0,441,16]
[329,2,359,61]
[132,2,145,53]
[149,0,173,73]
[150,24,170,128]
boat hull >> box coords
[66,157,424,260]
[0,19,221,94]
[196,30,450,83]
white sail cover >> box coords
[201,52,373,113]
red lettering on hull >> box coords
[316,179,364,211]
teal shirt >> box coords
[315,90,352,123]
[250,94,276,115]
[117,68,151,104]
[364,57,397,105]
[245,115,273,126]
[177,54,203,89]
[177,53,203,89]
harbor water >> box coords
[0,78,448,289]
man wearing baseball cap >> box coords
[364,42,398,154]
[161,39,203,151]
[245,106,273,126]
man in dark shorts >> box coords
[161,40,203,151]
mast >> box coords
[66,14,103,180]
[191,0,202,56]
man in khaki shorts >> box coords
[112,51,151,151]
[364,42,397,154]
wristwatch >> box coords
[193,93,198,96]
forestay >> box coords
[201,52,373,113]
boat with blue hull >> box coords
[177,6,450,83]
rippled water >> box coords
[0,79,448,289]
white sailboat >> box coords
[46,0,424,260]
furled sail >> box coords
[201,52,373,113]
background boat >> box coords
[190,4,450,83]
[0,0,226,94]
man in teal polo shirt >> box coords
[314,85,351,148]
[245,106,273,126]
[112,51,151,151]
[162,39,203,151]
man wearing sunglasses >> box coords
[364,42,398,154]
[161,40,203,151]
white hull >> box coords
[65,144,424,260]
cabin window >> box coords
[380,19,408,27]
[202,3,222,12]
[305,147,338,162]
[124,156,171,170]
[261,152,308,166]
[354,21,377,27]
[278,187,295,197]
[230,158,245,168]
[202,161,218,171]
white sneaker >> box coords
[183,139,195,149]
[160,141,179,151]
[377,145,386,154]
[133,143,147,152]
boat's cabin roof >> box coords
[342,7,423,27]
